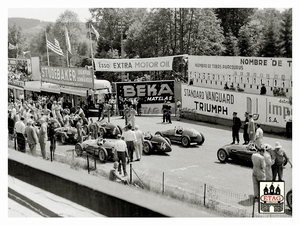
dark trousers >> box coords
[50,137,56,153]
[166,112,171,123]
[98,110,103,120]
[232,128,240,143]
[286,122,292,138]
[126,141,135,161]
[117,151,127,174]
[243,129,249,143]
[272,164,283,181]
[163,111,167,122]
[16,133,26,152]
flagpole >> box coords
[90,23,95,90]
[45,32,50,66]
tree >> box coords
[223,30,239,56]
[8,23,23,58]
[279,8,292,57]
[214,8,255,38]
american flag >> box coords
[46,35,64,56]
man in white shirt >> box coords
[122,124,137,162]
[255,123,263,149]
[113,134,128,176]
[15,116,26,152]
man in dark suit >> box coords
[231,112,241,144]
[25,120,38,156]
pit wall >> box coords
[8,149,214,217]
[180,83,292,134]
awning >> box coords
[94,79,111,92]
[24,81,41,92]
[40,82,60,94]
[60,86,87,97]
[8,84,24,91]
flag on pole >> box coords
[8,43,18,50]
[46,35,64,56]
[65,27,72,54]
[91,24,100,40]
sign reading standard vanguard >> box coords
[41,66,94,89]
[116,81,174,104]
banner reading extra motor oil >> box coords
[116,80,175,105]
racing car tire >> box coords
[143,141,153,155]
[217,149,228,163]
[61,135,66,145]
[98,147,108,163]
[99,127,105,138]
[75,144,83,156]
[286,189,292,210]
[117,125,123,135]
[198,134,205,145]
[181,135,190,147]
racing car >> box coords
[143,132,172,155]
[97,121,123,138]
[54,126,88,144]
[75,138,115,163]
[155,126,205,147]
[217,143,288,165]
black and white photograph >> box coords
[3,0,298,223]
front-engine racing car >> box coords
[143,132,172,155]
[217,143,288,166]
[75,138,115,163]
[155,126,205,147]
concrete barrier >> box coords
[8,149,218,217]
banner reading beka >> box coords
[41,66,94,88]
[94,56,174,72]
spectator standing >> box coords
[284,110,292,138]
[118,96,124,119]
[15,116,26,152]
[255,123,264,148]
[134,125,144,161]
[97,100,104,121]
[127,105,137,128]
[166,101,172,124]
[90,118,99,139]
[39,118,48,160]
[176,99,181,121]
[76,117,84,143]
[123,104,130,126]
[247,114,256,144]
[272,142,290,181]
[162,100,168,123]
[251,147,266,198]
[24,120,38,156]
[122,124,137,163]
[112,135,129,176]
[136,97,142,116]
[260,84,267,95]
[231,112,241,144]
[8,112,15,140]
[262,144,275,181]
[242,112,249,145]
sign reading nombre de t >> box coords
[41,66,94,88]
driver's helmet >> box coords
[248,142,256,151]
[97,138,104,146]
[145,132,152,139]
[177,126,183,133]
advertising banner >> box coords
[94,56,174,72]
[181,84,292,128]
[41,66,94,89]
[116,80,175,104]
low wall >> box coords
[7,149,216,217]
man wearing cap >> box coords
[112,134,128,176]
[25,120,38,156]
[231,112,241,144]
[272,142,290,181]
[251,147,266,198]
[39,118,48,160]
[14,116,26,152]
[262,144,275,180]
[242,112,249,145]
